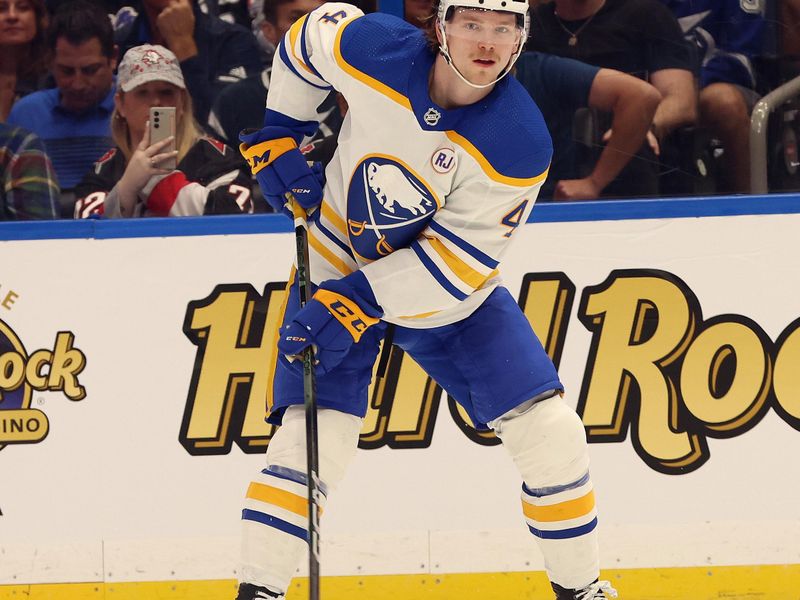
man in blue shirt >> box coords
[516,52,661,200]
[8,0,116,204]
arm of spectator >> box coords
[73,133,177,219]
[116,135,178,217]
[554,69,662,200]
[5,129,60,220]
[142,138,254,216]
[649,68,697,140]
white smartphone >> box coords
[149,106,177,170]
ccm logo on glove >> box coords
[284,335,309,343]
[241,138,296,174]
[316,289,376,341]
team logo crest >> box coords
[347,156,439,260]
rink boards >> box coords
[0,194,799,599]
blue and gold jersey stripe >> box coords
[446,131,550,187]
[422,234,498,291]
[279,38,331,90]
[333,17,412,110]
[411,239,468,301]
[308,229,354,276]
[428,220,499,269]
[288,16,315,78]
[299,14,325,81]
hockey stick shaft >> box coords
[287,193,322,600]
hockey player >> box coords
[236,1,617,598]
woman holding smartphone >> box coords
[73,44,254,218]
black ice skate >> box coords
[552,579,618,600]
[235,582,284,600]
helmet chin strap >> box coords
[436,20,519,90]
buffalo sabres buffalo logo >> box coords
[347,156,440,260]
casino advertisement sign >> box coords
[0,295,87,452]
[178,268,800,475]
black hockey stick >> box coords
[286,192,322,600]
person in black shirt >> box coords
[530,0,697,197]
[516,51,661,200]
[207,0,342,167]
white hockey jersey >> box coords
[268,3,552,328]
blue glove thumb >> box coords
[278,299,355,375]
[271,150,325,211]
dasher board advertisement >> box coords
[0,196,799,586]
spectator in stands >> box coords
[0,0,50,121]
[207,0,343,166]
[782,0,800,64]
[661,0,765,193]
[516,51,661,200]
[201,0,253,28]
[74,44,253,218]
[46,0,127,16]
[530,0,698,197]
[0,122,60,219]
[242,0,276,66]
[8,0,116,204]
[114,0,263,124]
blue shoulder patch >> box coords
[452,77,553,181]
[338,12,427,98]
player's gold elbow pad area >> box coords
[314,289,379,343]
[239,137,298,175]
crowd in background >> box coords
[1,0,799,220]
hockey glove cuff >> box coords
[239,126,324,216]
[278,271,383,376]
